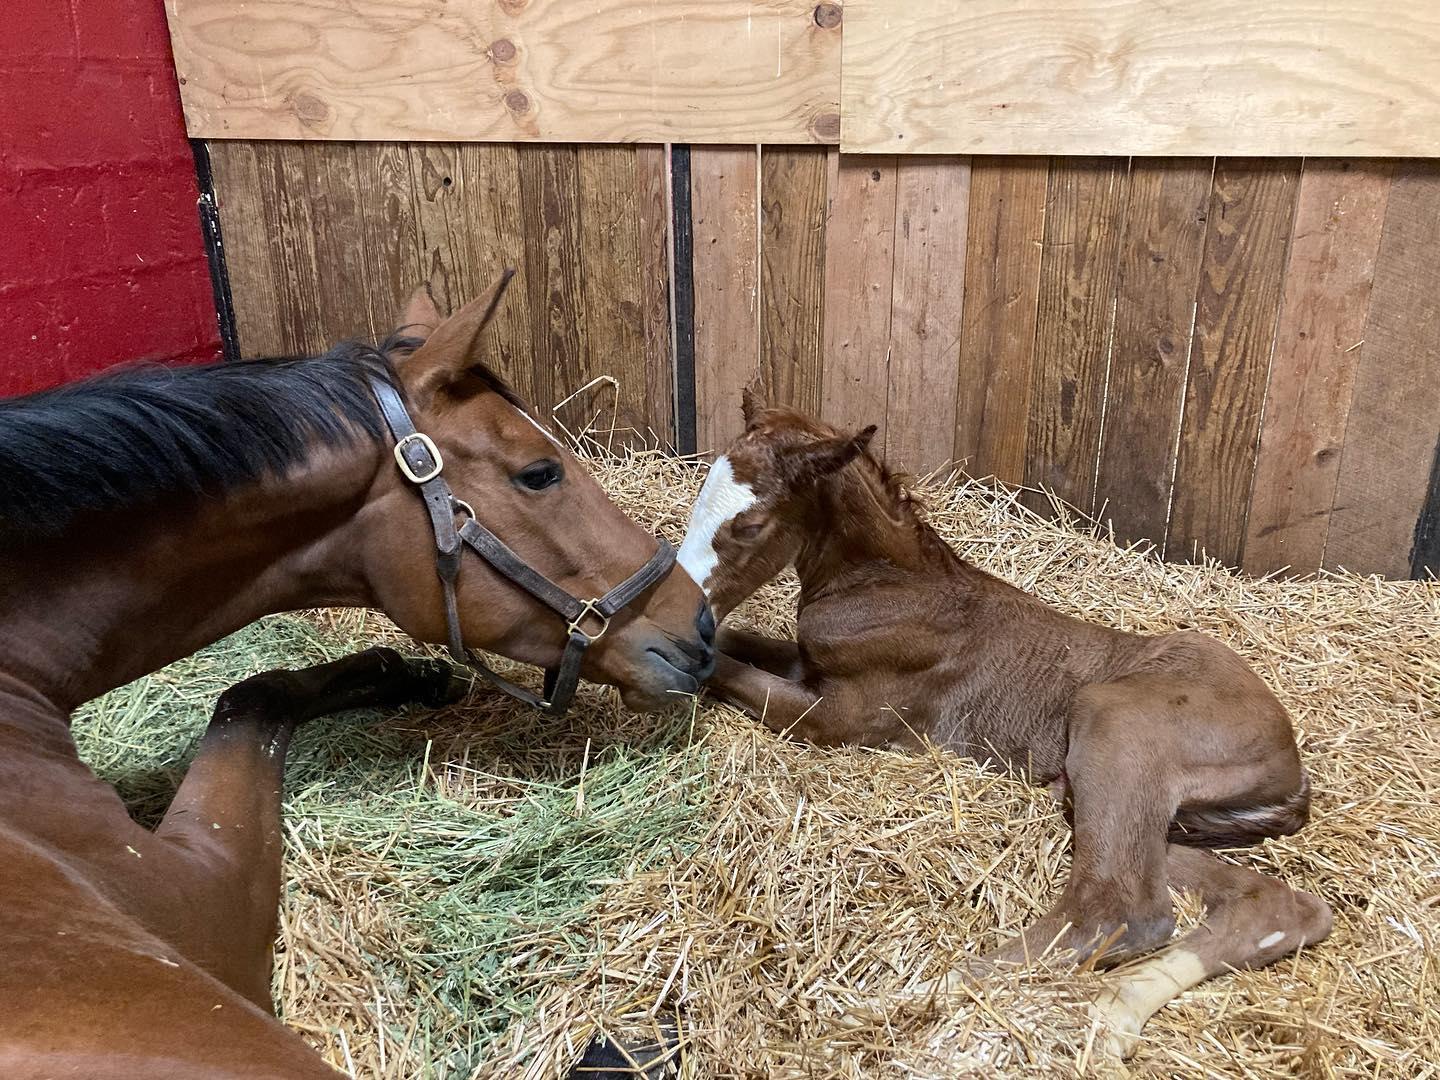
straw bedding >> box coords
[74,452,1438,1078]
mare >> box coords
[0,274,714,1078]
[677,393,1331,1056]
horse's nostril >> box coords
[696,602,716,645]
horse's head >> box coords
[360,274,714,712]
[678,389,876,620]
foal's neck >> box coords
[795,466,953,594]
[0,446,382,715]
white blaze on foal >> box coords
[678,456,756,594]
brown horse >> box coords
[0,274,713,1078]
[677,393,1331,1057]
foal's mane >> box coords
[0,336,517,541]
[835,448,961,566]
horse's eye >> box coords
[514,460,563,492]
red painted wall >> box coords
[0,0,221,398]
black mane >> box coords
[0,341,408,541]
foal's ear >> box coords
[787,424,878,483]
[402,269,516,398]
[395,284,444,343]
[740,385,766,428]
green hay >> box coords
[71,613,711,1076]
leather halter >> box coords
[369,377,678,716]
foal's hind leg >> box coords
[155,647,461,1007]
[1092,844,1332,1058]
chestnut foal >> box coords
[679,394,1331,1056]
[0,274,713,1078]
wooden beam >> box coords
[842,0,1440,157]
[166,0,842,145]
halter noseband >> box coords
[369,377,678,717]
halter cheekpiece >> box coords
[369,377,677,717]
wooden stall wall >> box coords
[208,143,1440,580]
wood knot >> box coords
[504,89,532,114]
[813,3,843,29]
[490,38,517,63]
[811,111,840,142]
[292,92,329,126]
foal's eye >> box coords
[731,519,764,541]
[514,460,563,491]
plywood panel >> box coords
[1094,158,1212,547]
[166,0,842,145]
[1168,160,1300,565]
[952,158,1048,484]
[691,146,760,454]
[759,147,828,415]
[820,156,898,443]
[1242,161,1390,575]
[1024,158,1128,511]
[1326,166,1440,577]
[842,0,1440,157]
[884,157,970,474]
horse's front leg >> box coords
[716,627,804,679]
[153,647,463,1007]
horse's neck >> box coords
[0,449,378,715]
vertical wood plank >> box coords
[1242,161,1391,575]
[635,145,676,449]
[519,145,586,413]
[301,143,373,345]
[1024,157,1129,510]
[575,145,657,447]
[258,142,326,355]
[952,157,1048,484]
[691,145,760,454]
[353,142,424,341]
[410,144,536,401]
[821,155,898,442]
[1094,158,1212,546]
[759,147,828,415]
[207,142,287,357]
[1326,165,1440,577]
[885,156,970,473]
[1168,159,1301,565]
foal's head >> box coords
[678,391,876,620]
[363,275,715,711]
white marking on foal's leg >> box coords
[677,455,757,594]
[1257,930,1286,950]
[1091,948,1208,1060]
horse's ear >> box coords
[741,385,765,428]
[786,424,878,484]
[395,284,444,343]
[402,269,516,397]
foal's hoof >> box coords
[410,658,470,708]
[567,1028,678,1079]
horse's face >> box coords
[678,389,875,620]
[361,275,714,712]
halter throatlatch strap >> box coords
[368,376,677,716]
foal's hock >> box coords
[682,392,1332,1058]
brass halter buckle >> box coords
[393,432,444,484]
[567,599,611,643]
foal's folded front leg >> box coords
[706,654,834,742]
[716,627,805,680]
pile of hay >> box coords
[75,453,1438,1078]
